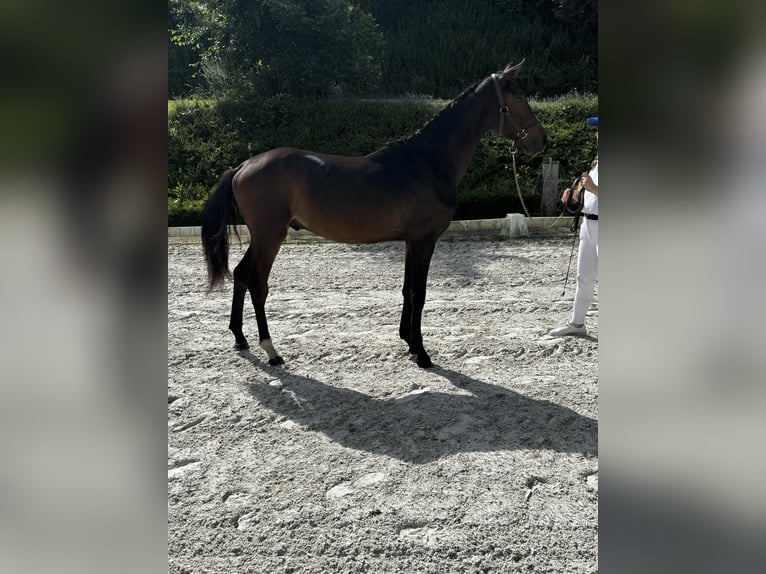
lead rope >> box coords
[509,146,567,227]
[509,147,531,218]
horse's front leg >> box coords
[399,247,413,347]
[408,238,436,368]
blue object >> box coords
[586,116,598,127]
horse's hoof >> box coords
[234,341,249,350]
[268,356,285,366]
[417,355,433,369]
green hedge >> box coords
[168,94,597,226]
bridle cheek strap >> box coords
[491,73,540,146]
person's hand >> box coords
[581,172,597,193]
[561,187,580,203]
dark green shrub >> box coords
[168,198,207,227]
[168,94,597,224]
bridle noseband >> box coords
[491,73,540,147]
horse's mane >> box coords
[384,78,484,148]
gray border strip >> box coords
[168,214,572,240]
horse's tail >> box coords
[201,167,241,292]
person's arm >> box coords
[581,173,598,196]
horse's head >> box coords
[488,61,546,154]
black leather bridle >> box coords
[490,73,541,147]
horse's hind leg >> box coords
[229,246,252,350]
[248,229,286,366]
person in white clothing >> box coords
[550,116,599,337]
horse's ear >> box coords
[502,59,525,79]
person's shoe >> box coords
[549,322,587,337]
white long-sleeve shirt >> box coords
[583,162,598,216]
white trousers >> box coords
[571,219,598,325]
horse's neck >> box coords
[408,93,489,187]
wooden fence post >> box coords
[540,158,559,216]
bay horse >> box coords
[202,61,546,368]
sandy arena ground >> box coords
[168,235,598,573]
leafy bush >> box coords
[168,93,597,224]
[168,198,207,227]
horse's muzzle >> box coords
[517,121,546,154]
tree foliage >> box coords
[169,0,597,99]
[356,0,597,97]
[169,0,384,98]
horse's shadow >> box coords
[239,352,597,463]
